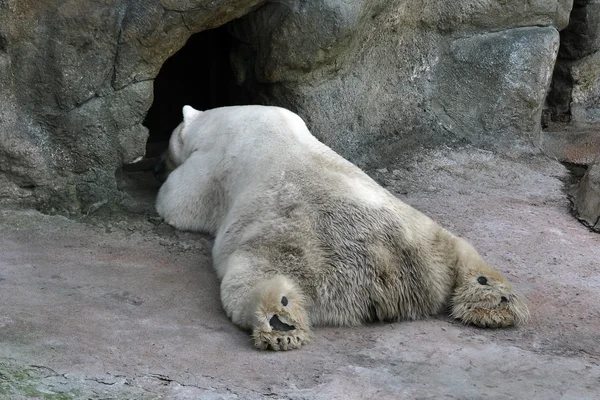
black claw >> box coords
[269,315,295,332]
[281,296,288,306]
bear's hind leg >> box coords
[219,258,311,351]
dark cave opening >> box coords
[142,25,250,158]
[117,24,254,208]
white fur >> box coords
[158,105,397,255]
[156,105,528,350]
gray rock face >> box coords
[546,0,600,124]
[541,0,600,233]
[433,28,559,154]
[570,51,600,123]
[232,0,566,164]
[573,158,600,231]
[559,1,600,59]
[0,0,262,213]
[0,0,577,212]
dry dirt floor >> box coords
[1,146,599,399]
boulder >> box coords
[573,157,600,231]
[231,0,566,164]
[570,51,600,123]
[433,28,559,154]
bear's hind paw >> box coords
[253,322,310,351]
[252,294,311,350]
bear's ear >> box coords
[182,105,202,123]
[179,106,202,141]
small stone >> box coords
[573,158,600,232]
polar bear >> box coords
[155,105,529,351]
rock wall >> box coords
[232,0,568,163]
[0,0,262,214]
[573,156,600,231]
[547,0,600,125]
[537,0,600,229]
[0,0,576,213]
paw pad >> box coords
[269,315,295,332]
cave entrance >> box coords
[117,24,253,208]
[143,25,249,158]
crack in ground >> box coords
[142,371,286,398]
[144,372,223,392]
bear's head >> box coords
[153,105,203,182]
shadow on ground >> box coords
[1,146,599,399]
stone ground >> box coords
[1,146,599,399]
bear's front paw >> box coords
[252,295,311,351]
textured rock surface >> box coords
[546,0,600,124]
[573,157,600,231]
[559,0,600,59]
[0,0,263,213]
[231,0,567,165]
[570,51,600,123]
[542,0,600,232]
[433,28,559,154]
[540,123,600,165]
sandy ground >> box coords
[1,146,599,399]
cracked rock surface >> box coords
[1,147,599,399]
